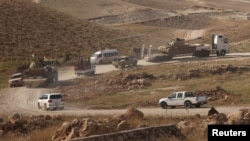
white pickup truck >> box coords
[159,91,207,109]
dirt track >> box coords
[1,53,250,116]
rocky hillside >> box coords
[0,0,145,63]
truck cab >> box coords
[212,34,229,56]
[159,91,207,109]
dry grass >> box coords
[0,126,58,141]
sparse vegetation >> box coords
[1,0,250,140]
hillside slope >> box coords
[0,0,145,63]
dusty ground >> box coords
[1,0,250,140]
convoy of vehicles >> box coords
[8,35,227,110]
[146,34,230,62]
[38,93,64,110]
[159,91,207,109]
[8,73,25,87]
[112,56,137,68]
[90,49,120,64]
[74,57,95,76]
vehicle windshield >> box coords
[91,53,101,58]
[11,74,22,79]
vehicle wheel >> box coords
[195,104,201,108]
[115,65,118,68]
[202,50,210,57]
[220,50,226,56]
[38,103,41,109]
[184,101,192,108]
[44,104,49,111]
[160,102,168,109]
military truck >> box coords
[23,58,58,88]
[146,34,230,62]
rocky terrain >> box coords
[1,0,250,65]
[1,0,250,140]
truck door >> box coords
[167,93,177,106]
[175,92,184,106]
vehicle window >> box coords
[42,95,48,99]
[104,53,110,57]
[97,54,102,58]
[11,74,22,79]
[177,93,182,98]
[185,92,195,97]
[169,93,176,98]
[91,53,99,57]
[50,95,62,99]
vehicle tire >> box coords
[203,50,210,57]
[220,50,226,56]
[44,104,49,111]
[195,104,201,108]
[115,65,118,68]
[38,103,41,109]
[160,102,168,109]
[184,101,192,108]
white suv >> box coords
[38,93,64,110]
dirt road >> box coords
[1,53,250,116]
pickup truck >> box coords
[159,91,207,109]
[74,57,95,76]
[112,56,137,68]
